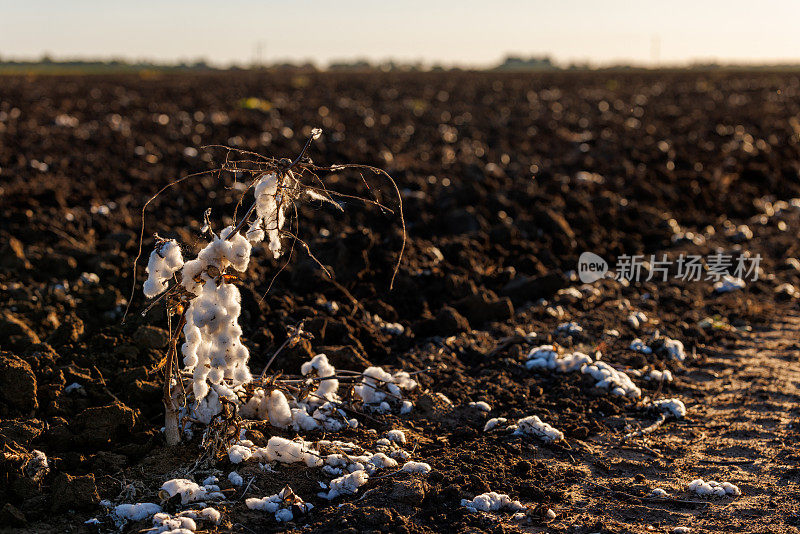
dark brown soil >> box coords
[2,70,800,533]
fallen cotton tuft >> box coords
[461,492,527,513]
[688,478,740,497]
[160,479,224,504]
[513,415,564,442]
[653,398,687,419]
[246,485,313,521]
[113,503,162,521]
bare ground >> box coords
[535,310,800,533]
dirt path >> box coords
[545,309,800,533]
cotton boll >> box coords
[401,461,431,474]
[582,361,641,399]
[160,479,224,504]
[275,508,293,522]
[647,369,673,383]
[301,354,339,405]
[265,436,322,467]
[319,469,369,499]
[151,513,196,534]
[207,368,224,384]
[355,366,393,404]
[630,338,653,354]
[653,398,687,419]
[246,496,280,513]
[228,471,243,486]
[113,503,162,521]
[386,429,406,444]
[688,478,740,497]
[628,311,647,329]
[663,338,686,361]
[461,492,526,513]
[525,346,592,373]
[392,371,418,390]
[721,482,740,496]
[484,417,507,432]
[556,322,583,335]
[251,173,287,257]
[199,507,222,524]
[246,485,312,520]
[228,444,253,464]
[368,453,398,470]
[143,240,184,298]
[400,401,413,414]
[651,488,670,498]
[264,390,292,428]
[245,220,265,243]
[224,231,252,272]
[514,415,564,442]
[292,407,320,431]
[526,345,558,362]
[469,401,492,412]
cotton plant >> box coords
[133,129,406,445]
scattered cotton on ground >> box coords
[653,398,687,419]
[461,492,527,513]
[688,479,740,497]
[513,415,564,442]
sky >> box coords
[2,0,800,67]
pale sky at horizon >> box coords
[2,0,800,67]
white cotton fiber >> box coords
[653,398,687,419]
[319,470,370,499]
[688,478,740,497]
[629,338,653,354]
[113,503,162,521]
[469,401,492,412]
[181,271,252,417]
[401,461,432,474]
[160,479,224,504]
[484,417,507,432]
[246,485,313,521]
[301,354,339,404]
[264,436,322,467]
[143,240,184,298]
[663,338,686,361]
[526,348,592,373]
[151,512,196,534]
[461,492,527,513]
[582,361,641,398]
[249,173,287,257]
[266,390,293,428]
[228,471,243,486]
[514,415,564,442]
[385,429,407,444]
[556,322,583,335]
[628,311,647,329]
[354,366,417,408]
[647,369,673,383]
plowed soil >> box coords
[2,70,800,533]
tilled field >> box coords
[2,70,800,533]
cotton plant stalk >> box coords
[135,129,405,445]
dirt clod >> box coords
[0,352,38,416]
[50,473,100,512]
